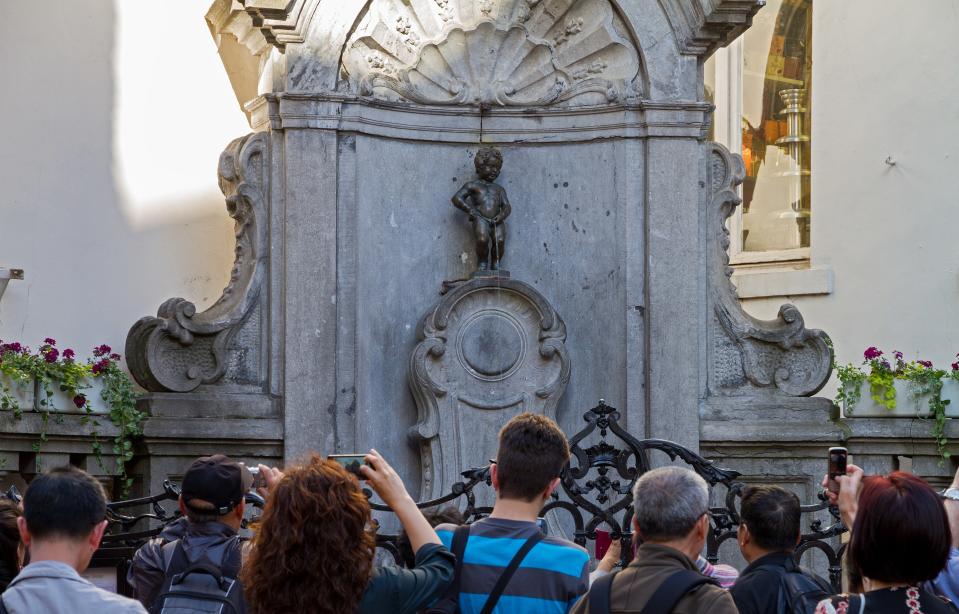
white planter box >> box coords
[0,374,35,411]
[843,380,935,418]
[40,377,107,414]
[940,378,959,418]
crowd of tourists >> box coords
[0,412,956,613]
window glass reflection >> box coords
[740,0,812,252]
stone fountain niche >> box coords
[125,0,833,498]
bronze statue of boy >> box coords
[452,148,512,271]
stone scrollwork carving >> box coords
[126,133,268,393]
[409,276,570,500]
[707,142,832,396]
[341,0,643,107]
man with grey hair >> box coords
[571,467,738,614]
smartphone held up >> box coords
[329,454,369,477]
[827,447,847,494]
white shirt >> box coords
[1,560,147,614]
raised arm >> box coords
[361,449,441,553]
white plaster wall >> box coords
[740,0,959,395]
[0,1,248,364]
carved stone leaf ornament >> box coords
[341,0,642,106]
[126,133,268,392]
[707,142,832,396]
[409,276,570,500]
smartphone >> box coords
[536,517,548,535]
[329,454,368,477]
[827,447,848,494]
[248,466,266,491]
[595,529,612,560]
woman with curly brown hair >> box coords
[0,499,23,591]
[241,450,454,614]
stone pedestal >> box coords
[409,274,569,499]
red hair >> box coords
[848,471,950,584]
[240,454,376,613]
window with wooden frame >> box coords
[705,0,812,264]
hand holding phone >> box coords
[248,466,266,491]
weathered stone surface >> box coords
[126,133,270,394]
[409,274,569,499]
[341,0,643,107]
[705,143,833,398]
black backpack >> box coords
[149,539,247,614]
[754,562,831,614]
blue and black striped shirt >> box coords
[437,517,590,613]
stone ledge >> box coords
[732,265,834,299]
[0,411,120,439]
[142,416,282,441]
[139,392,278,419]
[248,93,713,142]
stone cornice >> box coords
[246,93,712,142]
[659,0,765,56]
[239,0,320,50]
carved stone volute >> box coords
[707,142,832,396]
[125,133,269,393]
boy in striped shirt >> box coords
[437,413,589,613]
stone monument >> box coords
[120,0,840,500]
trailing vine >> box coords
[0,339,145,491]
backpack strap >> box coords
[450,525,470,589]
[150,541,191,614]
[589,571,618,614]
[479,531,545,614]
[640,569,718,614]
[423,525,471,614]
[161,539,190,575]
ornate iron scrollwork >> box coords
[97,400,847,592]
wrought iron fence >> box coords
[94,400,847,595]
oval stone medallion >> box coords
[460,313,523,377]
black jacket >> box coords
[731,551,832,614]
[356,543,455,614]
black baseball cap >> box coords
[181,455,253,515]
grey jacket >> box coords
[1,560,146,614]
[127,518,243,608]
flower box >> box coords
[42,377,107,415]
[843,380,935,418]
[0,374,34,411]
[940,378,959,418]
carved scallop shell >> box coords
[341,0,642,107]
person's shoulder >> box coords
[694,582,739,613]
[540,535,590,569]
[541,534,589,556]
[86,583,148,613]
